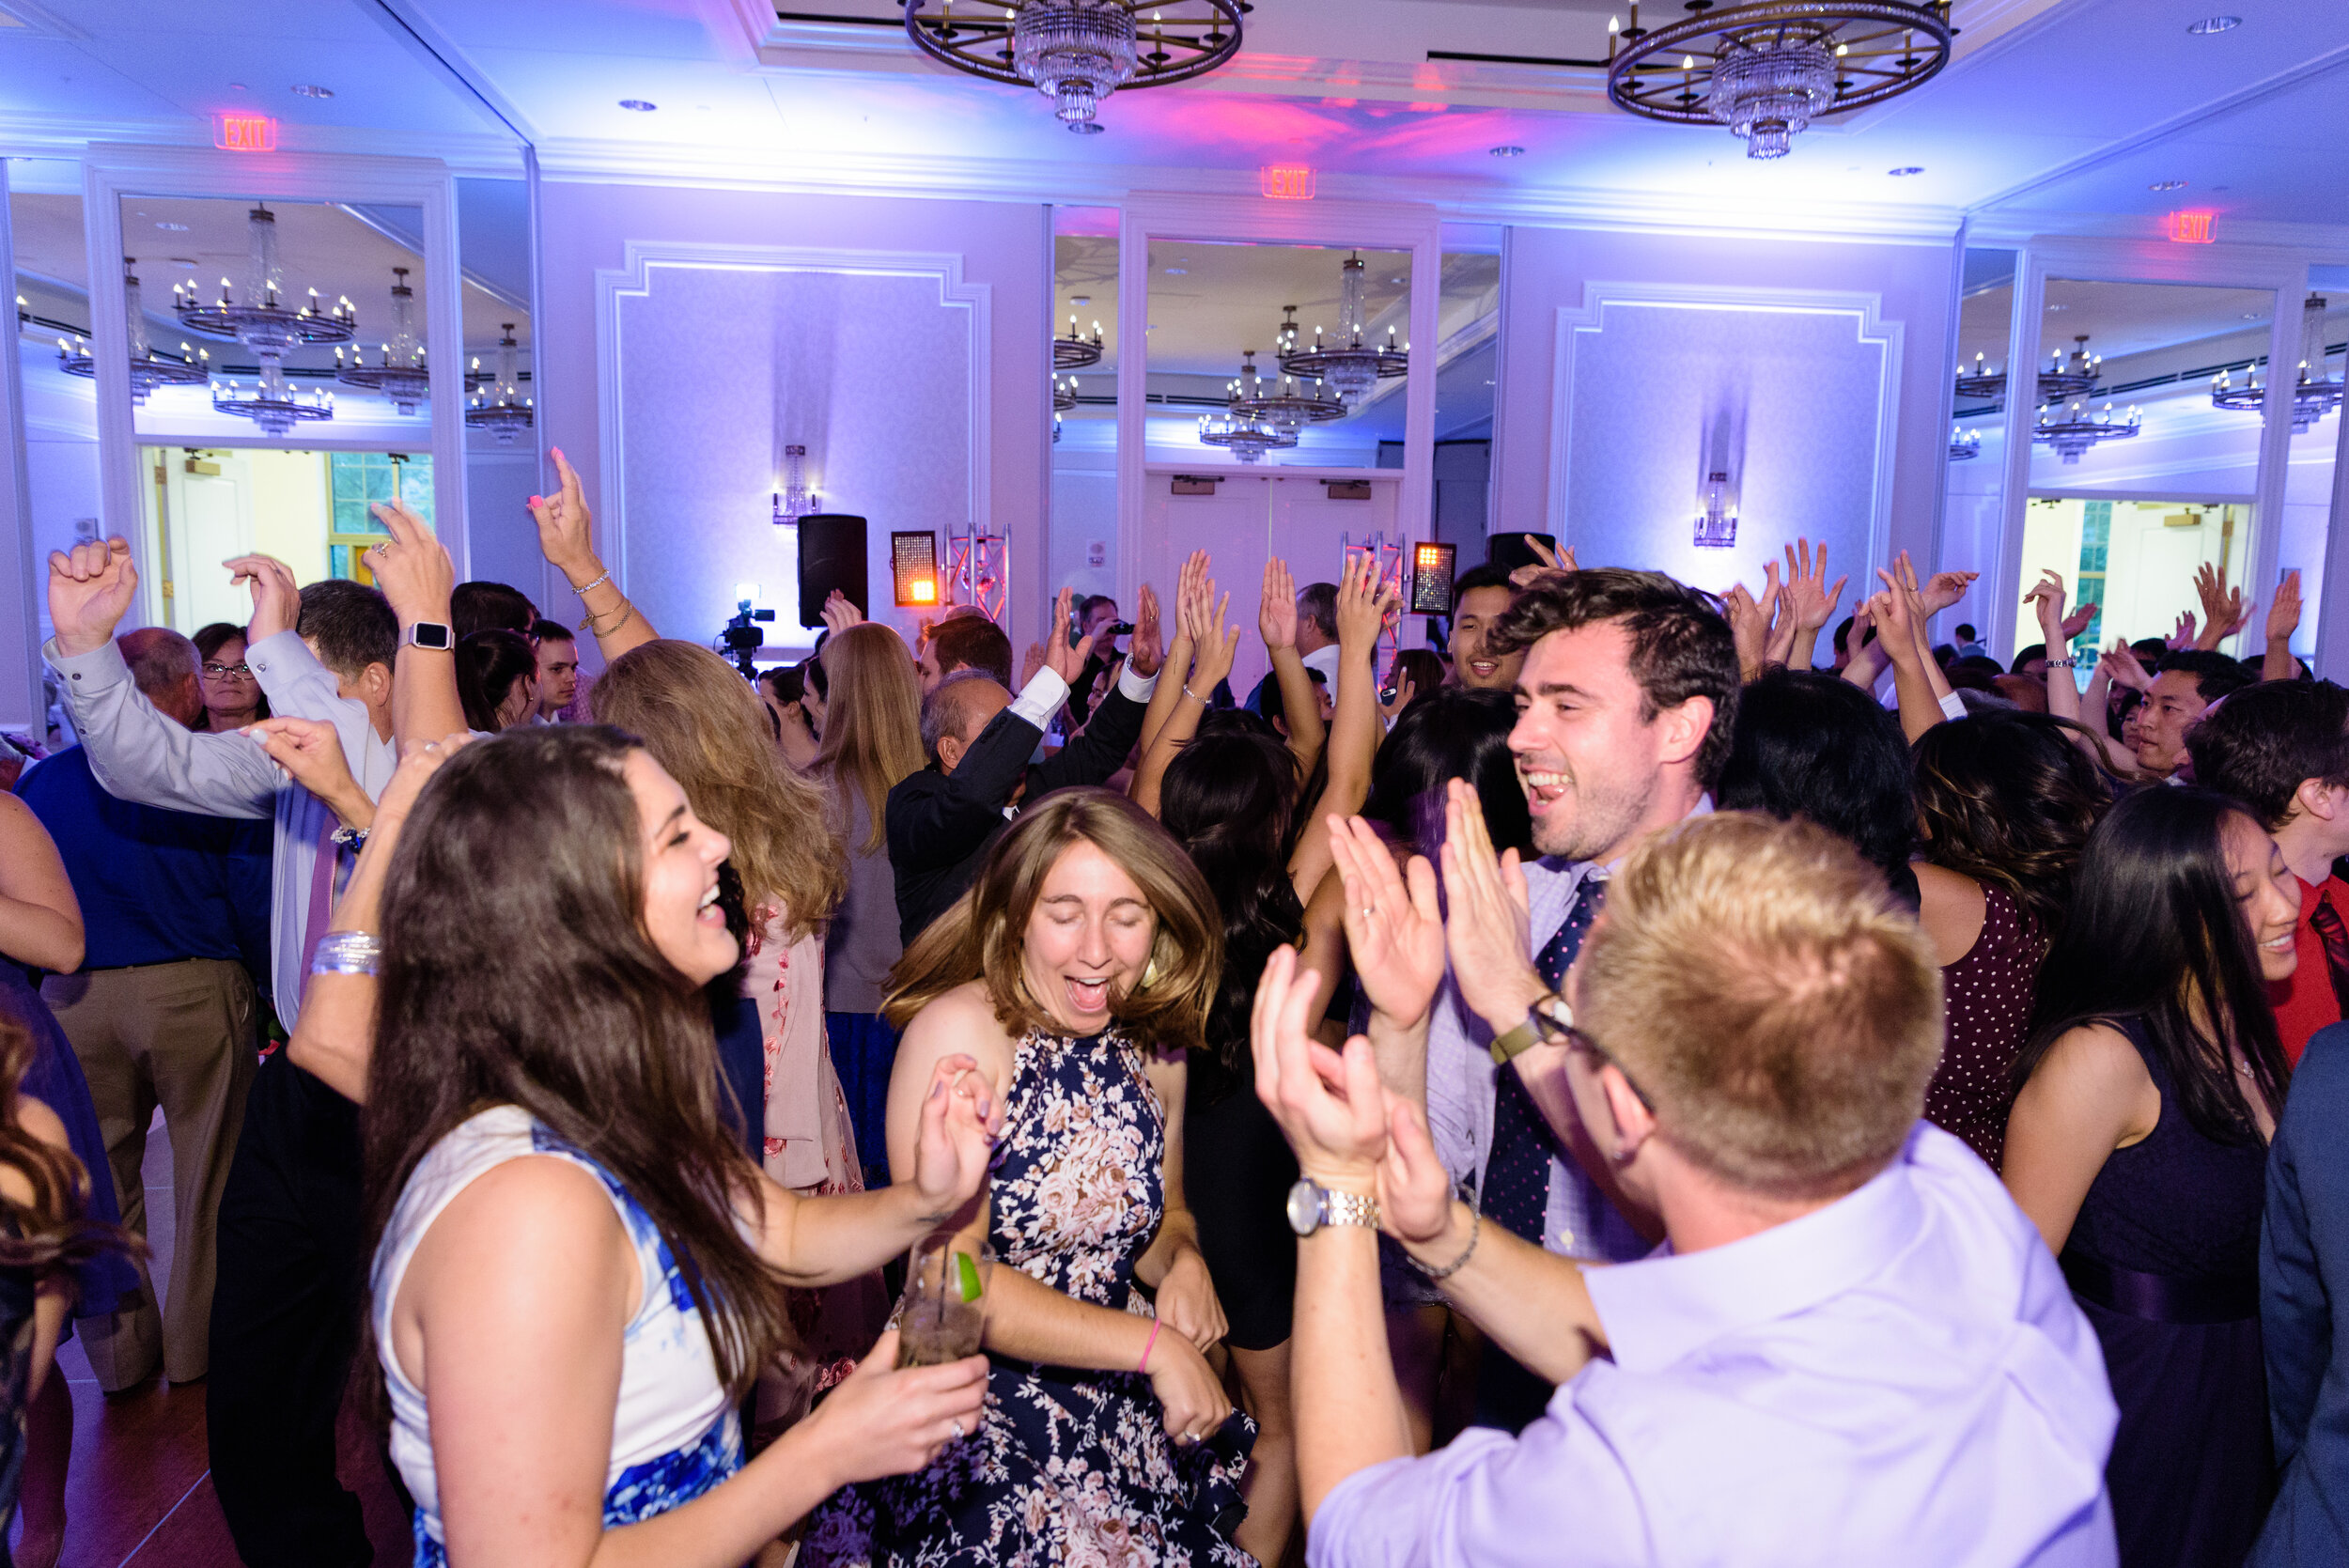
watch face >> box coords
[409,622,452,651]
[1285,1178,1320,1237]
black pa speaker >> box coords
[1486,531,1559,577]
[797,513,868,629]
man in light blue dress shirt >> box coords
[1256,807,2118,1567]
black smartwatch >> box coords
[403,621,453,652]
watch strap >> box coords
[1488,1019,1543,1065]
[1317,1188,1379,1230]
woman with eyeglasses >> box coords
[192,623,268,732]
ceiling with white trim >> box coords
[0,0,2343,242]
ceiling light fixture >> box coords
[1488,145,1526,157]
[1226,349,1345,431]
[618,99,657,111]
[1954,334,2102,403]
[2150,179,2187,191]
[1273,255,1408,407]
[2186,15,2239,33]
[290,84,334,98]
[54,257,210,405]
[1055,314,1104,369]
[1606,0,1952,160]
[465,324,535,446]
[1889,165,1923,176]
[334,267,430,415]
[2034,398,2140,464]
[2212,293,2342,433]
[174,206,354,364]
[1949,425,1980,461]
[903,0,1243,134]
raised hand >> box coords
[1334,550,1393,653]
[363,498,456,629]
[2170,610,2199,651]
[1377,1094,1459,1250]
[1781,538,1847,632]
[225,551,303,643]
[2023,568,2068,642]
[820,590,863,635]
[908,1053,999,1220]
[1188,590,1240,693]
[527,446,597,582]
[1019,641,1048,688]
[2060,598,2098,642]
[1251,944,1389,1186]
[1259,556,1299,651]
[1437,780,1544,1034]
[2103,636,2154,693]
[1920,568,1978,615]
[47,537,139,659]
[248,715,372,828]
[1377,675,1415,723]
[372,731,472,836]
[1722,581,1772,679]
[1044,586,1097,688]
[1328,814,1445,1029]
[2269,568,2304,646]
[1127,582,1166,678]
[1507,536,1580,589]
[2194,561,2249,647]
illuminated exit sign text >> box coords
[213,114,278,152]
[1260,164,1316,201]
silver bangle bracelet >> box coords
[1408,1205,1481,1281]
[309,930,383,977]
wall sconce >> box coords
[771,443,818,525]
[1694,470,1738,549]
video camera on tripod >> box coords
[721,584,776,681]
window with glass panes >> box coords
[326,453,434,582]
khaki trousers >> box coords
[42,957,257,1389]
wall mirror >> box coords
[1049,206,1119,617]
[10,182,93,682]
[1945,246,2015,632]
[2009,275,2328,667]
[454,175,537,601]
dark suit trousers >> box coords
[207,1048,373,1568]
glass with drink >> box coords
[897,1235,994,1368]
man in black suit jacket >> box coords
[2258,1020,2349,1566]
[888,587,1161,945]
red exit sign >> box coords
[212,114,278,152]
[2167,209,2216,243]
[1260,164,1316,201]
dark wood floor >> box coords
[23,1113,412,1568]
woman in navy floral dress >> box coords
[810,790,1255,1568]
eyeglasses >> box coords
[1551,1019,1657,1112]
[202,661,254,679]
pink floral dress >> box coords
[742,908,887,1423]
[804,1025,1253,1568]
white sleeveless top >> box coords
[371,1106,739,1559]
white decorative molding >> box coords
[1549,282,1904,570]
[591,239,991,597]
[79,145,468,621]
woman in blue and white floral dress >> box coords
[808,789,1255,1568]
[308,726,1003,1568]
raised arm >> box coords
[530,446,657,662]
[1290,553,1397,900]
[2192,562,2249,653]
[0,795,83,974]
[360,499,468,754]
[1131,566,1236,818]
[1779,538,1847,672]
[1871,554,1958,744]
[1132,553,1204,772]
[1261,556,1325,769]
[2265,570,2304,683]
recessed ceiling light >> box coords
[1163,267,1189,275]
[2046,303,2069,312]
[1889,165,1924,177]
[618,99,657,112]
[2242,312,2263,319]
[2151,179,2188,191]
[154,221,189,232]
[2187,14,2239,32]
[1488,145,1526,158]
[290,84,334,98]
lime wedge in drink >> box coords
[954,1250,984,1303]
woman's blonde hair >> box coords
[1577,811,1941,1201]
[884,789,1221,1051]
[592,640,845,940]
[815,623,926,854]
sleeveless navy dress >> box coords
[2060,1015,2273,1567]
[807,1026,1253,1568]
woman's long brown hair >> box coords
[815,623,926,855]
[884,788,1222,1051]
[594,640,845,942]
[361,726,798,1397]
[0,1015,137,1272]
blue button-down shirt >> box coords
[1310,1122,2120,1568]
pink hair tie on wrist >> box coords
[1139,1318,1161,1374]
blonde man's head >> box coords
[1575,811,1942,1201]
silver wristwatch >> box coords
[1286,1178,1378,1237]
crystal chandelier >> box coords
[1197,410,1298,464]
[1055,314,1104,369]
[2033,398,2140,465]
[904,0,1243,134]
[335,267,430,415]
[1955,334,2100,402]
[54,257,210,404]
[1226,349,1344,432]
[463,324,533,445]
[1606,0,1952,161]
[2212,294,2343,434]
[213,358,333,437]
[1948,425,1980,461]
[771,444,818,525]
[174,206,354,361]
[1275,256,1408,407]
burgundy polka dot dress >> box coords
[1924,881,2047,1172]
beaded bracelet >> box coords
[1408,1206,1482,1281]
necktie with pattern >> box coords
[2307,886,2349,1017]
[1478,877,1607,1243]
